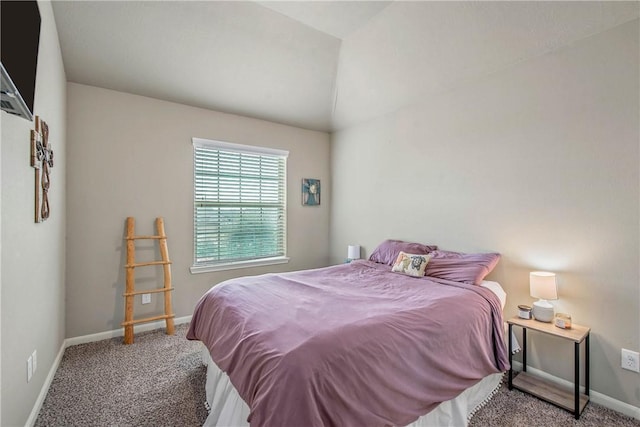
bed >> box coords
[187,241,509,427]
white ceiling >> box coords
[258,1,392,39]
[51,1,639,132]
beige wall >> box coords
[331,20,639,407]
[1,1,67,425]
[65,83,331,338]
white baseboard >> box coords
[511,361,640,420]
[25,340,66,427]
[25,315,192,427]
[65,315,192,347]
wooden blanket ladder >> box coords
[122,217,175,344]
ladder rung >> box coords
[126,260,172,268]
[123,288,174,297]
[126,235,165,240]
[122,313,175,327]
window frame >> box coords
[190,137,289,274]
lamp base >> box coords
[532,300,554,322]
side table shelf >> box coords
[507,316,591,419]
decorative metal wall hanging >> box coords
[30,115,53,222]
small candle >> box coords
[518,305,532,319]
[554,313,572,329]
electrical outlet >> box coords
[621,349,640,373]
[27,355,33,382]
[32,350,37,374]
[141,293,151,304]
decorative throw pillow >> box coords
[391,252,431,277]
[369,240,438,266]
[424,250,501,285]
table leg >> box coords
[522,327,527,372]
[574,341,580,419]
[508,323,513,390]
[585,334,590,396]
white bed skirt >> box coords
[201,349,503,427]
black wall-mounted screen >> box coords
[1,0,41,120]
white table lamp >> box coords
[347,245,360,262]
[530,271,558,322]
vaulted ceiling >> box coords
[51,1,639,132]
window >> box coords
[191,138,289,273]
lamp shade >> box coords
[530,271,558,300]
[347,245,361,260]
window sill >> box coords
[190,256,290,274]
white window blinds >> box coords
[192,138,288,268]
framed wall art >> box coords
[302,178,320,206]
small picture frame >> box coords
[302,178,320,206]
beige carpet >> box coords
[36,324,639,426]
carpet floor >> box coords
[36,324,639,427]
[469,381,640,427]
[35,324,208,427]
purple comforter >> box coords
[187,260,509,427]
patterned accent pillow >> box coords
[391,252,431,277]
